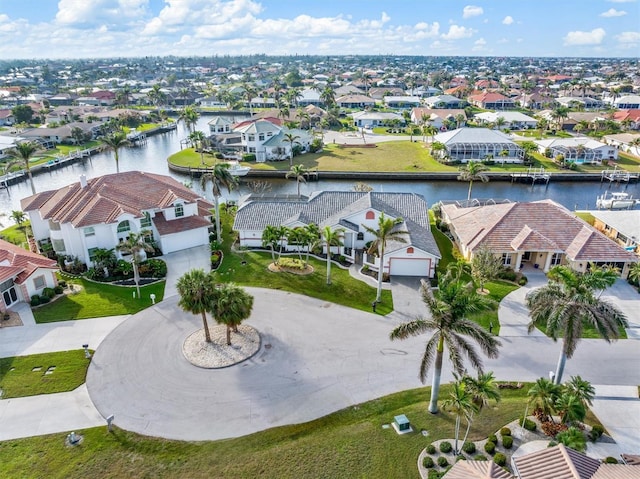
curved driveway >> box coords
[87,285,640,442]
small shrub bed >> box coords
[484,441,496,455]
[520,417,537,431]
[439,441,452,453]
[604,457,618,464]
[502,436,513,449]
[422,456,434,468]
[474,454,488,461]
[462,442,476,454]
[493,452,507,467]
[487,434,497,444]
[426,444,437,454]
[277,257,306,270]
[436,456,449,468]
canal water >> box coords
[1,117,638,214]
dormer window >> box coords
[248,134,255,141]
[117,220,130,233]
[175,203,184,218]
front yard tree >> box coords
[390,274,500,414]
[7,141,39,195]
[189,130,206,165]
[442,379,477,455]
[319,226,344,285]
[200,163,237,243]
[471,247,503,294]
[460,371,501,445]
[285,164,308,198]
[363,213,406,302]
[526,265,627,384]
[283,133,300,166]
[262,225,281,264]
[176,269,217,343]
[458,161,489,201]
[100,130,130,174]
[210,283,254,346]
[115,230,155,300]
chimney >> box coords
[79,174,87,188]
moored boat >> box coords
[596,191,638,210]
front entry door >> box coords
[2,286,18,307]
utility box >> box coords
[392,414,412,435]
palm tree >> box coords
[261,225,281,264]
[363,213,406,302]
[628,262,640,286]
[460,372,501,445]
[115,231,156,300]
[283,132,301,166]
[100,130,130,174]
[442,379,477,455]
[210,283,254,345]
[555,391,587,425]
[526,377,561,420]
[319,226,344,285]
[458,161,490,201]
[6,141,39,195]
[179,105,200,133]
[285,164,308,197]
[189,130,206,165]
[526,265,627,384]
[176,269,217,343]
[390,275,500,413]
[200,164,238,243]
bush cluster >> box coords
[493,452,507,467]
[474,454,488,461]
[589,424,604,442]
[422,456,434,468]
[502,436,513,449]
[426,444,437,454]
[41,287,55,299]
[278,257,305,270]
[439,441,452,453]
[54,285,63,294]
[436,456,449,467]
[462,442,476,454]
[604,457,618,464]
[520,417,537,431]
[242,153,256,162]
[484,441,496,455]
[487,434,498,444]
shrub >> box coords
[437,456,449,468]
[556,427,586,453]
[500,427,512,437]
[426,444,437,454]
[487,434,498,444]
[520,417,537,431]
[278,257,305,270]
[591,424,604,437]
[462,442,476,454]
[54,285,63,295]
[58,280,67,288]
[604,457,618,464]
[502,436,513,449]
[214,152,224,159]
[242,153,256,162]
[439,441,453,453]
[42,287,55,299]
[493,453,507,467]
[39,295,50,304]
[518,276,528,286]
[30,295,40,306]
[427,471,444,479]
[541,421,568,437]
[456,456,466,461]
[484,441,496,455]
[498,267,517,281]
[422,456,434,468]
[474,454,488,461]
[143,258,167,277]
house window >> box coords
[551,253,562,266]
[249,147,256,153]
[501,253,512,266]
[84,227,95,237]
[357,232,364,241]
[267,132,273,137]
[248,134,255,142]
[140,213,152,228]
[52,239,66,252]
[48,220,61,231]
[259,133,265,141]
[407,247,414,254]
[88,247,99,262]
[117,220,130,233]
[33,276,46,290]
[365,211,375,220]
[175,204,184,218]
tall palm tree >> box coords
[200,164,238,243]
[261,225,281,264]
[319,226,344,285]
[7,141,39,195]
[363,213,406,302]
[100,130,130,174]
[210,283,254,346]
[189,130,206,165]
[176,269,216,343]
[115,230,155,300]
[283,132,300,166]
[460,371,501,445]
[390,274,500,413]
[285,164,308,197]
[179,105,200,133]
[458,161,490,201]
[442,379,477,455]
[526,265,627,384]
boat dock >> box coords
[510,167,550,184]
[601,167,639,183]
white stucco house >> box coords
[533,137,618,164]
[474,111,538,130]
[233,118,313,162]
[432,128,524,163]
[233,191,441,278]
[0,239,59,310]
[21,171,214,267]
[351,111,405,128]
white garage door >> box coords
[389,258,430,277]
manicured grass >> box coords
[535,320,628,340]
[431,225,457,275]
[469,280,520,336]
[574,211,595,225]
[0,350,91,399]
[32,278,166,323]
[0,223,30,248]
[0,384,556,479]
[616,152,640,172]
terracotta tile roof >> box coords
[442,200,637,262]
[591,464,640,479]
[0,239,58,284]
[152,211,211,235]
[443,459,514,478]
[21,172,210,228]
[468,92,512,103]
[513,444,600,479]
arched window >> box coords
[365,211,375,220]
[407,247,414,254]
[357,232,364,241]
[117,220,130,233]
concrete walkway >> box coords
[497,270,547,337]
[590,385,640,455]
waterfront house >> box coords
[351,111,405,129]
[232,118,313,162]
[533,137,617,164]
[474,111,538,130]
[410,108,467,129]
[234,191,441,278]
[468,92,515,110]
[590,210,640,256]
[439,199,637,278]
[423,94,467,109]
[21,172,214,267]
[432,128,524,163]
[603,133,640,156]
[0,239,59,310]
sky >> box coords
[0,0,638,60]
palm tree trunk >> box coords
[226,325,232,345]
[454,415,461,455]
[554,349,567,385]
[201,311,212,342]
[376,247,385,302]
[133,260,141,299]
[214,193,222,243]
[326,246,331,285]
[27,169,36,195]
[115,152,120,174]
[428,341,444,414]
[467,180,473,201]
[461,412,474,446]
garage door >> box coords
[389,258,430,277]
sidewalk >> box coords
[590,385,640,455]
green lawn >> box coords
[574,211,595,225]
[32,278,166,323]
[468,280,520,336]
[0,350,91,398]
[0,223,30,248]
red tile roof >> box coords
[152,211,211,235]
[513,444,600,479]
[0,239,58,284]
[21,172,213,228]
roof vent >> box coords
[79,175,87,188]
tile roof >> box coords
[234,191,440,257]
[21,172,211,228]
[591,464,640,479]
[0,239,58,284]
[441,200,637,262]
[443,459,515,479]
[152,211,211,235]
[513,444,600,479]
[590,210,640,242]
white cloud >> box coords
[600,8,627,17]
[474,38,486,45]
[441,25,474,40]
[502,16,514,25]
[56,0,149,25]
[615,31,640,43]
[462,5,483,19]
[563,28,606,46]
